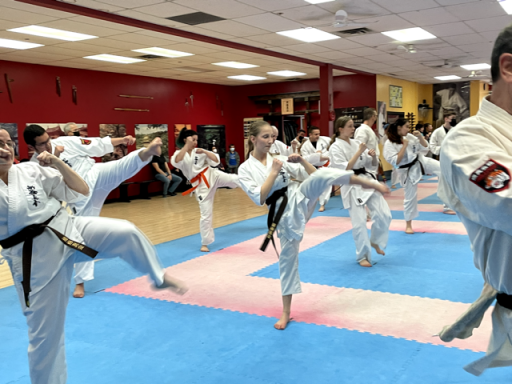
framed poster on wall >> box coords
[389,85,403,108]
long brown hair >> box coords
[386,118,407,144]
[328,116,352,149]
[246,120,271,159]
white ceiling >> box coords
[0,0,508,85]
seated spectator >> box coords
[151,153,183,198]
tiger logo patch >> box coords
[470,159,510,193]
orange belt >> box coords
[318,160,330,168]
[182,167,210,196]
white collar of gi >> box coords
[479,96,512,142]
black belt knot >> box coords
[497,293,512,311]
[353,167,377,180]
[260,187,288,257]
[398,156,425,184]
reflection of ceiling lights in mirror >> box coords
[267,70,306,77]
[0,38,43,50]
[382,28,436,42]
[213,62,259,69]
[8,25,97,41]
[498,0,512,14]
[84,54,146,64]
[434,75,461,81]
[460,63,491,70]
[228,75,266,81]
[132,47,193,58]
[277,28,340,43]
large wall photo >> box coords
[99,124,127,162]
[433,82,470,127]
[135,124,169,160]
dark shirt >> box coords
[311,140,317,149]
[151,154,167,174]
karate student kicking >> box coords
[383,119,443,234]
[238,121,389,330]
[24,124,158,299]
[299,126,332,212]
[329,117,392,267]
[437,23,512,376]
[171,128,240,252]
[0,128,186,384]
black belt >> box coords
[398,156,425,184]
[0,213,98,307]
[353,167,377,180]
[260,187,288,257]
[497,293,512,311]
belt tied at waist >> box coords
[398,156,425,184]
[182,167,210,196]
[0,214,98,307]
[353,167,377,180]
[260,187,288,257]
[497,293,512,311]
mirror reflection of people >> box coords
[435,84,469,126]
[225,144,240,174]
[430,111,457,160]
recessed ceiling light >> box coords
[434,75,461,81]
[8,25,97,42]
[460,63,491,70]
[228,75,266,81]
[132,47,194,58]
[498,0,512,14]
[382,27,436,42]
[267,70,306,77]
[305,0,336,4]
[84,54,145,64]
[213,61,259,69]
[277,27,340,43]
[0,38,43,50]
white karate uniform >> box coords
[31,136,151,285]
[438,96,512,375]
[354,124,380,175]
[383,134,440,221]
[300,136,332,207]
[239,153,353,295]
[171,148,240,246]
[0,162,166,384]
[429,126,449,156]
[330,138,391,263]
[269,139,291,156]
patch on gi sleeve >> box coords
[469,159,510,193]
[80,139,91,145]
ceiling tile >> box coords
[179,25,235,40]
[372,0,439,13]
[314,51,356,60]
[441,33,486,45]
[315,38,364,50]
[70,0,124,13]
[2,0,77,18]
[398,7,460,26]
[234,12,304,32]
[114,10,177,26]
[277,5,333,27]
[0,7,58,23]
[36,19,126,38]
[342,14,415,33]
[199,20,268,37]
[465,15,512,33]
[133,2,196,18]
[66,15,139,33]
[423,22,475,37]
[285,43,331,54]
[345,46,383,57]
[244,33,300,46]
[479,30,501,42]
[96,0,163,8]
[345,33,396,47]
[236,0,305,12]
[445,1,507,21]
[173,0,264,19]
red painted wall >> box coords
[0,60,376,197]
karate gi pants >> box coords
[318,185,332,207]
[11,216,165,384]
[198,171,240,246]
[347,192,392,263]
[74,149,148,284]
[278,168,353,296]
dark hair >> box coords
[491,23,512,83]
[423,123,430,129]
[24,124,46,146]
[363,108,377,122]
[415,123,423,131]
[309,126,320,133]
[247,120,271,158]
[387,118,408,144]
[176,128,198,149]
[443,110,456,120]
[299,129,306,134]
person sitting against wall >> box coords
[225,144,240,174]
[152,151,183,198]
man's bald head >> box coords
[271,126,278,143]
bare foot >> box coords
[371,243,385,256]
[443,209,456,215]
[274,312,291,330]
[391,184,396,189]
[405,227,415,234]
[200,245,209,252]
[359,259,372,267]
[318,205,325,212]
[73,283,85,298]
[139,138,162,161]
[157,273,188,295]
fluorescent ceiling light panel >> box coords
[277,27,339,43]
[8,25,97,41]
[132,47,193,58]
[213,61,259,69]
[460,63,491,70]
[305,0,336,4]
[0,38,43,50]
[84,54,145,64]
[228,75,266,81]
[381,27,436,42]
[498,0,512,14]
[435,75,461,81]
[267,70,306,77]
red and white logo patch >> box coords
[80,139,91,145]
[470,159,510,193]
